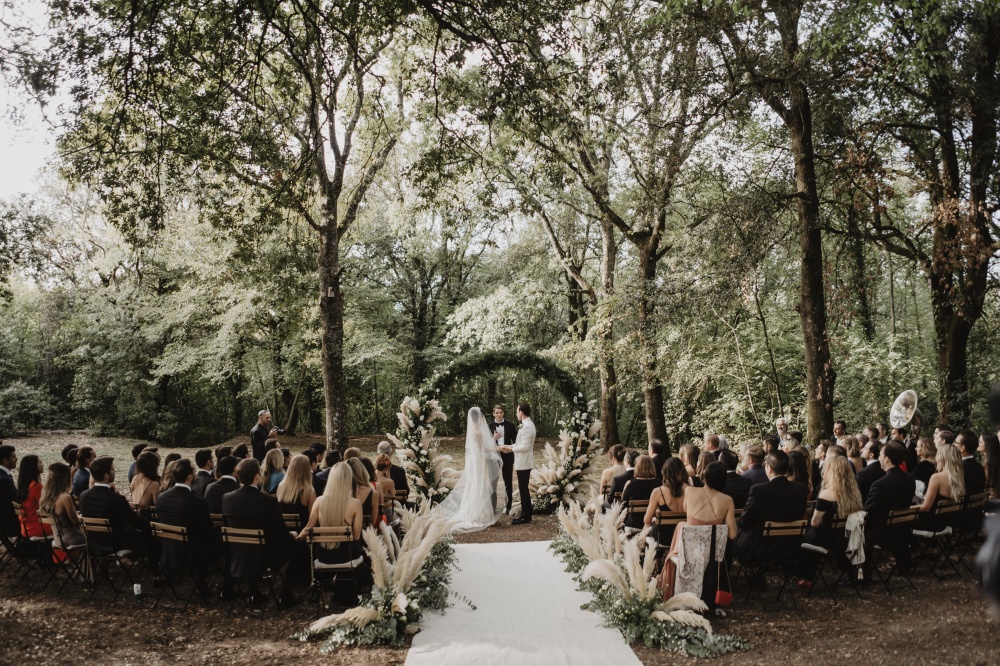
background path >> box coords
[405,540,641,666]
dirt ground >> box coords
[3,433,999,665]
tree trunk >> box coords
[598,219,620,446]
[637,239,669,449]
[847,206,875,341]
[319,222,349,450]
[787,83,835,445]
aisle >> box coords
[405,540,642,666]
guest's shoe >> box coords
[512,517,532,525]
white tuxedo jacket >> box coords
[512,418,536,471]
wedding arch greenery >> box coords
[390,349,602,511]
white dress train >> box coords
[435,407,504,533]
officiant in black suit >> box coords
[490,405,518,514]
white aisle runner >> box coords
[405,540,642,666]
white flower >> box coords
[566,483,575,492]
[392,593,408,615]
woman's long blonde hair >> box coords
[935,443,966,501]
[821,455,863,516]
[917,437,937,461]
[316,463,353,536]
[276,454,315,506]
[347,457,369,490]
[841,435,860,458]
[260,448,284,492]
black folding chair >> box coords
[220,526,278,618]
[623,500,649,536]
[740,519,808,611]
[40,515,88,592]
[911,499,963,580]
[150,522,201,612]
[304,526,363,610]
[871,507,918,594]
[800,514,864,603]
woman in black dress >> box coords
[798,455,863,587]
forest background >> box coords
[0,0,998,451]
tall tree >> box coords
[49,0,412,447]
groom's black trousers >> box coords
[499,451,514,513]
[516,469,532,520]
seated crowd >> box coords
[597,418,1000,605]
[0,436,411,609]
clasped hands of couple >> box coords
[492,428,513,453]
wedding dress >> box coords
[435,407,504,533]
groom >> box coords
[510,404,536,525]
[490,404,518,514]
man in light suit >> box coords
[509,403,536,525]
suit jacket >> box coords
[608,469,634,503]
[204,476,239,515]
[856,461,886,503]
[651,454,669,483]
[489,419,518,454]
[742,464,768,486]
[250,423,269,462]
[191,470,214,499]
[735,476,808,560]
[79,485,150,554]
[389,463,408,495]
[313,468,331,497]
[723,470,753,509]
[0,467,18,538]
[864,466,915,542]
[155,485,218,574]
[512,418,536,471]
[964,457,987,497]
[222,485,295,579]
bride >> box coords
[435,407,504,532]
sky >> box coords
[0,84,55,199]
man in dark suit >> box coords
[79,456,151,556]
[0,444,19,539]
[205,456,240,515]
[605,449,639,508]
[649,439,670,482]
[956,431,987,497]
[705,434,722,460]
[313,450,342,497]
[191,449,215,499]
[863,441,916,577]
[377,440,409,497]
[155,458,219,597]
[719,449,752,509]
[222,458,307,607]
[250,409,277,462]
[856,440,885,503]
[488,405,518,513]
[741,445,769,486]
[733,451,808,566]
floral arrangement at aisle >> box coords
[551,502,746,658]
[385,394,460,506]
[292,505,457,650]
[530,397,603,512]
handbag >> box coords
[714,526,733,608]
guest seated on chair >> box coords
[856,440,885,503]
[222,458,307,608]
[741,445,769,486]
[733,450,808,567]
[313,450,342,497]
[155,458,218,598]
[956,431,986,497]
[599,444,627,499]
[643,458,688,543]
[347,458,378,526]
[679,444,699,482]
[693,451,714,488]
[621,455,659,531]
[80,456,152,557]
[787,448,815,500]
[719,449,752,509]
[297,462,363,564]
[980,433,1000,502]
[130,451,161,514]
[0,444,18,539]
[376,440,408,496]
[914,437,937,488]
[374,454,397,520]
[17,455,50,538]
[605,450,639,509]
[127,443,147,485]
[191,449,215,498]
[276,455,316,527]
[649,439,670,482]
[72,446,96,497]
[260,449,285,494]
[914,444,965,531]
[39,462,85,550]
[841,436,864,474]
[797,455,864,586]
[204,456,240,516]
[862,441,916,577]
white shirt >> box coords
[222,475,237,483]
[494,420,505,447]
[175,483,192,491]
[94,483,111,489]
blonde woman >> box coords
[260,448,285,494]
[915,444,965,532]
[914,437,937,487]
[347,457,379,527]
[798,455,863,587]
[297,463,363,565]
[276,454,316,526]
[841,435,864,473]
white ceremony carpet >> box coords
[405,540,641,666]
